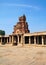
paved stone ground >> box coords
[0,44,46,65]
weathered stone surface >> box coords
[13,15,30,34]
[0,45,46,65]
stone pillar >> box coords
[24,36,25,44]
[1,38,2,44]
[22,36,25,46]
[34,36,36,44]
[4,38,5,43]
[12,36,14,44]
[21,35,22,44]
[9,36,11,44]
[44,36,46,44]
[42,36,44,45]
[37,36,39,44]
[0,38,1,43]
[29,36,31,44]
[18,35,19,45]
[7,38,8,43]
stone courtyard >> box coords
[0,44,46,65]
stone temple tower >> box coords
[13,15,30,34]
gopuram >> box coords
[0,15,46,46]
[13,15,30,34]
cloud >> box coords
[0,3,40,10]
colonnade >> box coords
[9,34,23,45]
[9,35,46,45]
[24,35,45,45]
[0,35,46,45]
[0,37,9,44]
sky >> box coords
[0,0,46,35]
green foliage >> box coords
[0,30,5,35]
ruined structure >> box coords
[0,15,46,46]
[13,15,30,34]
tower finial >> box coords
[19,14,26,22]
[23,14,26,21]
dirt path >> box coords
[0,45,46,65]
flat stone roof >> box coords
[0,35,9,37]
[24,31,46,36]
[9,33,23,36]
[0,31,46,37]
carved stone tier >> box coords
[13,15,30,34]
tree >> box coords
[0,30,5,35]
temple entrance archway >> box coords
[13,34,22,45]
